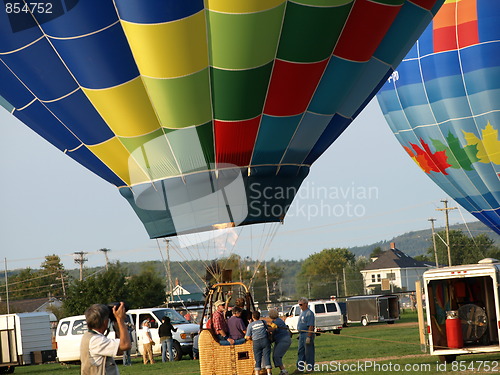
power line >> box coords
[0,271,59,286]
[0,281,66,295]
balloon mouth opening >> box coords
[154,218,281,239]
[120,165,309,239]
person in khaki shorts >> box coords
[141,320,155,364]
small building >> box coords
[361,243,432,293]
[171,282,204,302]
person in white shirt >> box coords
[80,303,131,375]
[141,320,155,364]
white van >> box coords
[128,308,199,361]
[285,300,343,334]
[56,308,199,362]
[55,314,137,363]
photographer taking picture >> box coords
[81,302,131,375]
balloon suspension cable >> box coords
[248,222,281,289]
[219,226,244,277]
[168,239,210,286]
[171,251,206,295]
[155,238,170,282]
[158,237,214,297]
[183,232,218,276]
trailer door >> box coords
[379,298,390,319]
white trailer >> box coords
[423,258,500,362]
[0,312,55,373]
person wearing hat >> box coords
[213,300,234,345]
[141,320,155,364]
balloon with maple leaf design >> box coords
[377,0,500,235]
[0,0,444,239]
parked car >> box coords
[285,300,343,334]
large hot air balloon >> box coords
[0,0,443,239]
[377,0,500,235]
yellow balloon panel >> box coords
[87,137,150,185]
[121,11,209,79]
[83,77,161,137]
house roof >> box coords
[363,249,432,271]
[2,297,62,314]
[180,284,204,294]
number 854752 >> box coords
[5,2,53,14]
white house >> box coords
[171,279,204,302]
[360,243,433,293]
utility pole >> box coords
[74,252,88,281]
[57,270,67,297]
[99,248,111,270]
[4,258,9,314]
[436,199,457,266]
[164,239,173,302]
[428,218,439,268]
[307,276,311,299]
[343,268,347,296]
[264,261,271,303]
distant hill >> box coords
[348,221,500,258]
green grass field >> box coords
[11,311,500,374]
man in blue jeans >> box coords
[159,316,177,362]
[295,298,315,373]
[245,311,272,375]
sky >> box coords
[0,98,477,272]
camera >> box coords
[107,302,128,321]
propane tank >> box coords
[446,310,463,349]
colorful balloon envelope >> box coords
[377,0,500,235]
[0,0,442,238]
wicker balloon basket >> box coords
[198,282,258,375]
[199,329,255,375]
